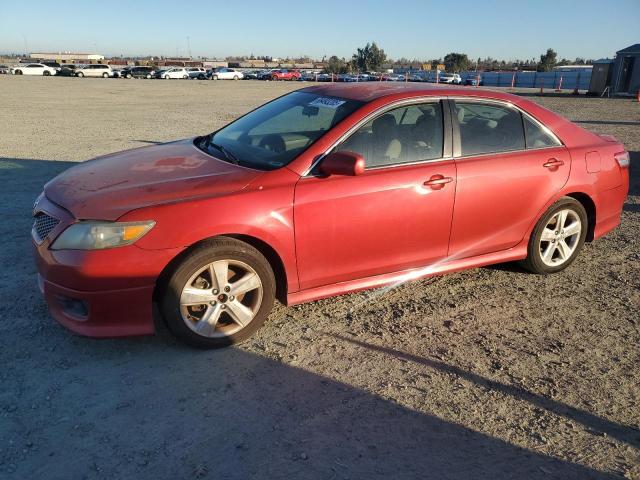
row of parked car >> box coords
[0,62,477,85]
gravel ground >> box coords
[1,76,638,480]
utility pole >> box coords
[187,36,192,59]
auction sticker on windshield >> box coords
[308,97,346,109]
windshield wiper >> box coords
[207,139,240,165]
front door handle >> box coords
[543,158,564,169]
[424,175,453,189]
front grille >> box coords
[33,212,60,242]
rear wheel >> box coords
[160,237,276,348]
[521,197,588,274]
[233,75,238,80]
[43,71,50,76]
[102,72,109,78]
[126,73,132,79]
[211,75,218,80]
[164,75,170,79]
[76,72,84,77]
[146,74,151,79]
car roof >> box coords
[300,82,523,104]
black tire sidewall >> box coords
[160,239,276,348]
[524,197,588,274]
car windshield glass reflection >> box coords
[200,92,363,170]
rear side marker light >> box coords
[614,152,630,168]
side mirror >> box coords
[320,151,365,176]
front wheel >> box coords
[43,71,50,76]
[76,72,84,77]
[160,237,276,348]
[102,73,109,78]
[211,75,218,80]
[521,197,588,274]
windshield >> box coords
[199,91,363,170]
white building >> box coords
[29,52,104,63]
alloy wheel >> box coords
[538,209,582,267]
[179,259,263,338]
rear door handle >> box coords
[424,175,453,189]
[543,158,564,169]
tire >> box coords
[126,73,132,79]
[271,76,278,81]
[233,75,238,80]
[520,197,588,274]
[159,237,276,348]
[198,74,205,80]
[76,72,84,77]
[15,70,22,75]
[145,74,151,79]
[43,71,50,76]
[102,73,108,78]
[164,75,170,79]
[183,75,188,79]
[211,75,218,80]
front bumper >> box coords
[39,274,156,337]
[32,195,184,338]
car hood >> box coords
[45,139,263,221]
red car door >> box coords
[293,101,457,290]
[447,100,571,260]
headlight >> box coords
[51,221,155,250]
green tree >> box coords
[352,42,387,72]
[443,53,470,72]
[537,48,557,72]
[324,56,348,74]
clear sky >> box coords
[0,0,637,60]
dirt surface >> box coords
[1,76,639,480]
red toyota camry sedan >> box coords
[32,84,629,348]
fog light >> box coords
[56,295,88,320]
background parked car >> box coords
[269,69,301,81]
[10,63,57,76]
[0,65,9,74]
[186,67,207,79]
[75,64,113,78]
[465,76,480,86]
[158,67,190,79]
[207,67,244,80]
[57,64,77,77]
[439,73,462,84]
[42,61,62,72]
[257,69,276,80]
[241,70,261,80]
[121,66,155,79]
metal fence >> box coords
[460,70,592,90]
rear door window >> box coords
[454,102,525,156]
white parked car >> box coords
[75,64,113,78]
[10,63,57,76]
[208,67,244,80]
[438,72,462,84]
[158,68,190,79]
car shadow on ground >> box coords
[330,334,640,448]
[0,157,633,479]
